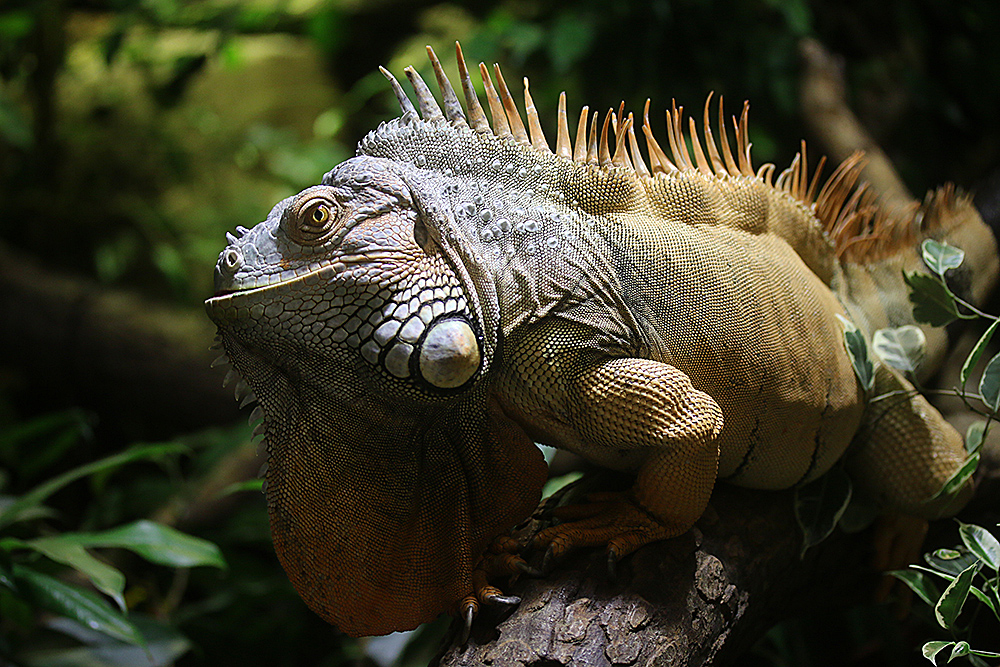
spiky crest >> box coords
[380,43,959,264]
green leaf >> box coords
[905,271,961,326]
[961,319,1000,388]
[218,479,264,498]
[64,521,225,569]
[969,585,998,618]
[958,522,1000,571]
[41,615,193,666]
[979,352,1000,413]
[872,326,926,373]
[966,421,987,455]
[837,315,874,392]
[20,536,127,611]
[11,565,143,645]
[924,548,981,578]
[794,466,852,556]
[0,443,187,529]
[542,471,584,497]
[922,239,966,276]
[934,561,980,630]
[923,641,954,665]
[932,453,980,502]
[950,642,972,660]
[891,569,942,606]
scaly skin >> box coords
[204,45,998,637]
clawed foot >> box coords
[456,538,542,641]
[533,491,674,576]
[456,491,680,640]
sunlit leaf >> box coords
[64,521,225,570]
[21,536,127,611]
[950,642,972,660]
[794,466,852,556]
[922,641,953,665]
[931,453,980,502]
[958,522,1000,571]
[873,326,926,373]
[891,569,942,606]
[961,319,1000,387]
[934,561,980,630]
[979,352,1000,412]
[11,565,143,645]
[905,271,960,327]
[837,315,874,392]
[922,239,966,276]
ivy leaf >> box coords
[934,561,980,630]
[958,522,1000,571]
[979,352,1000,413]
[904,271,960,327]
[926,548,979,578]
[872,326,926,373]
[931,453,979,502]
[949,642,972,661]
[794,466,852,556]
[922,239,966,276]
[836,315,874,392]
[961,319,1000,387]
[965,421,986,455]
[891,568,942,607]
[922,641,953,665]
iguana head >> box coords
[204,59,550,634]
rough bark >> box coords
[434,466,999,667]
[434,482,857,667]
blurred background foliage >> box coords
[0,0,998,665]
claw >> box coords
[484,592,521,606]
[460,596,477,644]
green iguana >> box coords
[204,43,999,637]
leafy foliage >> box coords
[893,523,1000,665]
[0,430,225,663]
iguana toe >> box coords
[533,492,674,567]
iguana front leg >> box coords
[528,357,724,563]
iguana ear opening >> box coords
[266,393,546,637]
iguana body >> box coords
[205,45,998,637]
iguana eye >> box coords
[287,188,342,246]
